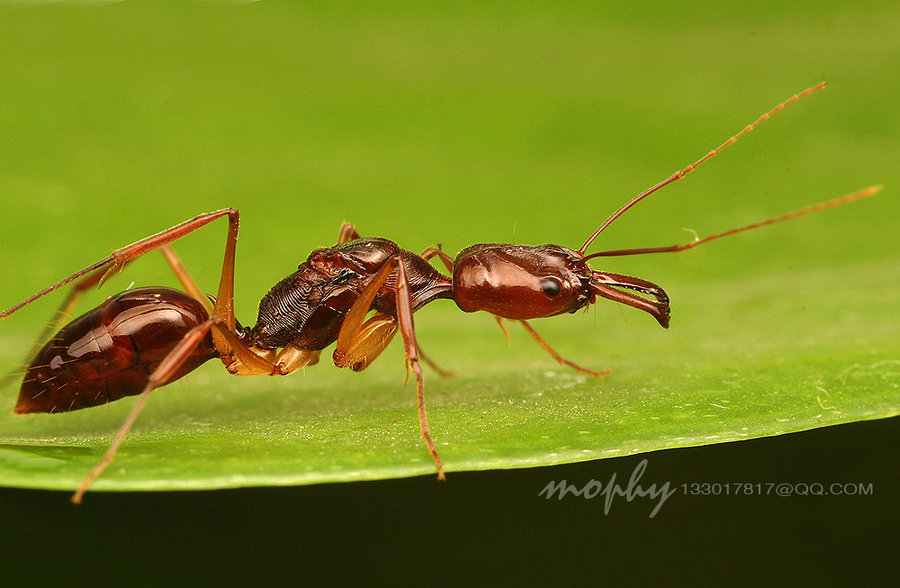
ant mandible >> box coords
[0,82,878,503]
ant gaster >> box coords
[0,82,879,503]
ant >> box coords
[0,82,878,503]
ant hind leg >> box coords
[71,317,225,503]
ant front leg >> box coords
[393,259,446,479]
[491,317,609,377]
[518,320,610,378]
[333,256,446,480]
[333,260,400,372]
[421,245,455,273]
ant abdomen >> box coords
[16,287,217,414]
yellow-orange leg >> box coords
[332,222,401,371]
[69,313,285,504]
[336,233,454,379]
[396,258,445,479]
[0,207,251,367]
[272,346,321,374]
[333,255,446,480]
[495,316,512,346]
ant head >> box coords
[453,244,590,319]
[452,243,669,327]
[449,86,864,330]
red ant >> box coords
[1,82,878,503]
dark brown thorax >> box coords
[250,238,452,351]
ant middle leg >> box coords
[414,245,457,378]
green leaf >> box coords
[0,1,897,495]
[1,259,897,492]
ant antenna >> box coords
[581,185,880,261]
[577,82,827,256]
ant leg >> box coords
[394,258,445,480]
[414,246,457,378]
[154,210,312,378]
[421,245,454,273]
[333,256,445,479]
[0,265,112,390]
[333,313,399,371]
[160,245,213,314]
[169,212,305,377]
[72,316,229,503]
[334,304,451,377]
[211,321,282,376]
[209,211,240,343]
[3,242,204,389]
[71,309,299,503]
[338,223,360,244]
[495,316,512,346]
[162,218,282,376]
[417,347,455,379]
[273,346,321,375]
[150,209,288,378]
[334,258,401,370]
[1,209,236,319]
[0,207,255,371]
[70,317,279,503]
[519,320,610,378]
[6,242,210,391]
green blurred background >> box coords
[0,0,897,583]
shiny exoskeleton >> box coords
[1,82,877,503]
[17,235,669,415]
[16,288,215,413]
[251,238,453,355]
[15,237,457,414]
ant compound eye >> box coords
[540,277,562,297]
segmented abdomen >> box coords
[16,287,217,414]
